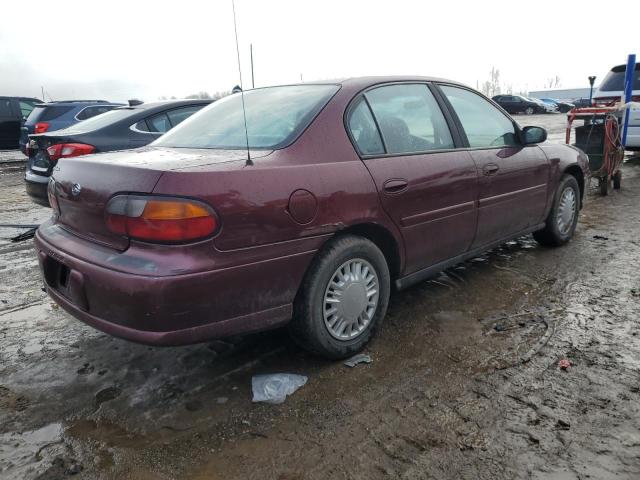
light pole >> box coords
[250,43,255,89]
[588,76,596,105]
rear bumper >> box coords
[34,223,319,345]
[24,170,50,207]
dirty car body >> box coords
[35,77,589,358]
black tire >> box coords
[599,176,609,196]
[290,235,390,359]
[613,170,621,190]
[525,107,534,115]
[533,175,580,246]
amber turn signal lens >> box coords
[105,195,218,243]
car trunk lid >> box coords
[51,147,255,251]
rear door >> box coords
[348,83,478,274]
[437,85,549,248]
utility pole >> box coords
[41,86,45,101]
[250,43,255,88]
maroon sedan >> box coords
[36,77,588,359]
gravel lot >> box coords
[1,114,640,480]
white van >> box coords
[594,63,640,150]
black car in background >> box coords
[0,96,40,149]
[25,99,212,206]
[572,98,592,108]
[491,95,546,114]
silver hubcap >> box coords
[323,259,379,341]
[557,187,577,235]
[526,107,534,115]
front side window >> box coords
[154,85,339,149]
[0,99,12,117]
[440,86,519,148]
[365,84,454,154]
[347,98,384,155]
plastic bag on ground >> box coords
[251,373,308,404]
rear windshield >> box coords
[153,85,340,150]
[27,105,73,122]
[599,65,640,92]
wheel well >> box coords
[336,224,401,279]
[564,165,585,206]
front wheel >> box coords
[290,235,390,359]
[533,175,580,246]
[525,107,534,115]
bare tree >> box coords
[185,91,213,99]
[545,76,561,89]
[481,67,501,97]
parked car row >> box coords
[491,94,576,114]
[24,99,211,206]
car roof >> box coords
[34,100,122,107]
[0,96,41,101]
[246,76,468,92]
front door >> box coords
[0,98,19,149]
[438,85,550,249]
[346,83,479,275]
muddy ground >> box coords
[1,114,639,479]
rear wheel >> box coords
[290,235,390,359]
[525,107,534,115]
[533,175,580,246]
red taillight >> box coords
[46,143,95,161]
[105,195,218,243]
[34,122,49,134]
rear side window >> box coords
[365,84,454,154]
[76,105,116,120]
[147,113,172,133]
[348,99,384,155]
[166,106,203,127]
[19,100,36,118]
[132,120,150,132]
[440,85,519,148]
[29,105,74,122]
[599,65,640,92]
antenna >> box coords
[231,0,252,166]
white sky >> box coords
[1,0,638,102]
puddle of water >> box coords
[0,422,63,479]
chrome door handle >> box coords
[483,163,499,176]
[383,179,409,193]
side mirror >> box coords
[522,126,547,145]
